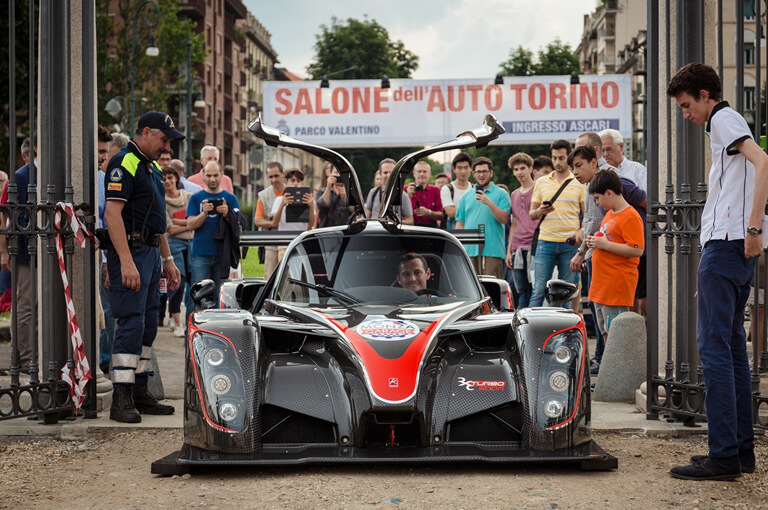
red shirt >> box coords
[404,183,443,227]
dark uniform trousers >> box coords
[107,244,161,385]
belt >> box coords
[144,234,162,247]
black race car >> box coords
[152,115,616,474]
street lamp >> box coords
[185,36,206,176]
[105,95,127,132]
[129,0,161,132]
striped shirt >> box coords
[617,158,647,191]
[532,171,586,242]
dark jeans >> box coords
[697,239,756,458]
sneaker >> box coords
[670,455,742,481]
[173,325,185,338]
[590,358,601,375]
[691,449,756,474]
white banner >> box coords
[263,75,632,147]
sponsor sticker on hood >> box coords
[356,318,420,341]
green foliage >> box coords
[97,0,206,131]
[307,17,419,80]
[0,1,38,171]
[500,46,535,77]
[337,147,423,192]
[499,38,580,77]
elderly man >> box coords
[168,159,202,194]
[600,128,647,191]
[405,161,443,228]
[187,145,234,193]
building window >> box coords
[744,0,756,19]
[745,42,755,65]
[745,86,756,110]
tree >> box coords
[467,144,550,191]
[499,38,580,77]
[499,46,535,77]
[97,0,206,131]
[0,2,38,171]
[306,17,419,80]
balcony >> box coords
[178,0,205,20]
[225,0,247,19]
[224,57,232,77]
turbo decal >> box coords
[356,317,419,341]
[457,377,506,391]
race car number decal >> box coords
[356,318,419,341]
[457,377,506,391]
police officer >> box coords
[104,111,183,423]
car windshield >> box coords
[274,233,483,307]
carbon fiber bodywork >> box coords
[170,266,610,469]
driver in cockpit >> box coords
[396,252,439,297]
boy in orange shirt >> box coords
[585,168,644,345]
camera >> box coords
[209,198,224,208]
[414,184,424,192]
[128,231,143,249]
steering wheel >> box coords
[415,288,445,297]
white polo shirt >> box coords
[700,101,755,246]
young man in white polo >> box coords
[667,62,768,481]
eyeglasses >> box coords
[473,170,491,175]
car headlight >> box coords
[191,332,247,432]
[536,328,585,430]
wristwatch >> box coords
[162,254,174,262]
[747,226,763,237]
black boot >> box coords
[110,384,141,423]
[670,454,742,481]
[132,384,175,415]
[691,448,756,474]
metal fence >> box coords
[0,0,99,422]
[646,0,768,429]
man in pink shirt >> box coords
[187,145,234,193]
[405,161,443,228]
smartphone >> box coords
[543,200,552,206]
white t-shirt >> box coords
[700,101,755,245]
[271,196,308,232]
[440,181,473,213]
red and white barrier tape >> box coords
[55,202,98,412]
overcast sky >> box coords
[246,0,598,80]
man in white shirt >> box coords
[667,62,768,481]
[441,152,473,230]
[599,128,647,191]
[364,158,414,224]
[187,145,234,193]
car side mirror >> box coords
[191,279,217,311]
[545,279,579,308]
[479,276,514,311]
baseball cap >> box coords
[137,111,185,140]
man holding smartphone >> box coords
[455,157,510,278]
[528,139,586,308]
[186,160,240,300]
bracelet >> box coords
[162,255,174,262]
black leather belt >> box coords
[144,234,162,247]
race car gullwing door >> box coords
[248,114,366,223]
[380,113,505,223]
